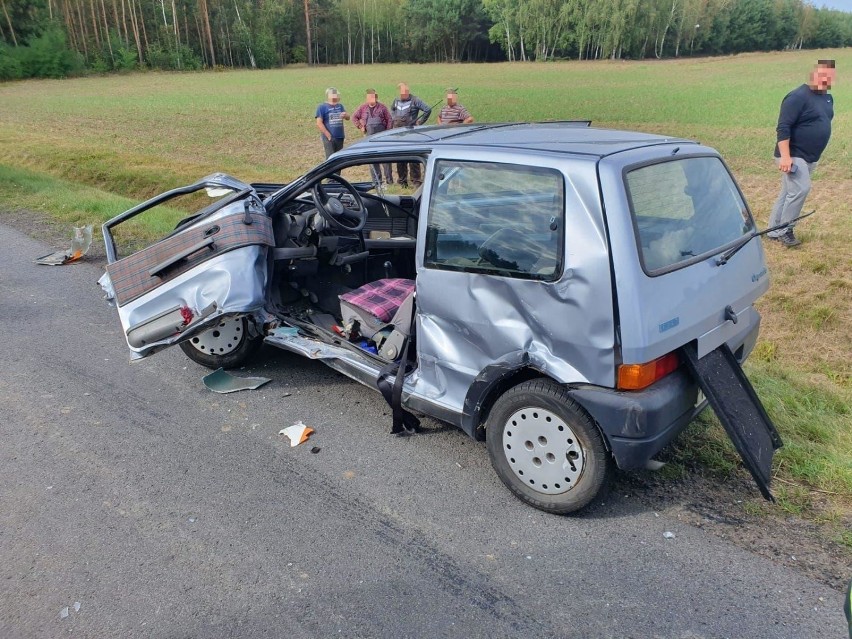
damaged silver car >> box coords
[99,122,783,514]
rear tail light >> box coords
[617,352,680,390]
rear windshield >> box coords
[626,157,753,274]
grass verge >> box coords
[0,164,193,248]
[662,357,851,528]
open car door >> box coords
[99,174,275,360]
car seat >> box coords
[339,278,416,339]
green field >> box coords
[0,51,849,526]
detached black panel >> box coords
[681,343,783,501]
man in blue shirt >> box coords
[768,60,835,247]
[316,87,350,158]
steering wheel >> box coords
[311,174,368,232]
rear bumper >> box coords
[568,369,705,470]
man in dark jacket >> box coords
[768,60,835,247]
[391,83,432,187]
[353,89,393,186]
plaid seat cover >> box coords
[107,212,274,307]
[339,278,415,323]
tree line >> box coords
[1,0,850,79]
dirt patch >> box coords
[615,468,852,593]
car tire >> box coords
[485,379,612,514]
[179,316,264,370]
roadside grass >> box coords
[0,51,849,520]
[0,164,188,248]
[840,530,852,550]
[659,357,851,547]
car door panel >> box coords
[99,174,274,358]
[413,152,616,415]
[106,211,273,307]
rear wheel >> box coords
[486,379,612,514]
[179,316,263,369]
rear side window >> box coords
[626,157,753,274]
[424,160,564,280]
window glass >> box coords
[337,162,423,196]
[626,157,753,273]
[424,160,564,280]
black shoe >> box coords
[779,229,802,247]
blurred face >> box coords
[399,84,410,100]
[811,65,835,92]
[328,92,339,104]
[446,92,457,106]
[366,93,377,106]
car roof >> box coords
[346,122,696,158]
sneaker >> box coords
[779,229,802,247]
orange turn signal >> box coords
[617,352,680,390]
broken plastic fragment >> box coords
[35,225,93,265]
[278,421,314,447]
[60,607,69,619]
[663,531,676,539]
[73,602,81,612]
[270,326,300,338]
[202,368,271,393]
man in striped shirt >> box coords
[438,88,474,125]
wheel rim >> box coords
[502,407,585,495]
[186,317,245,355]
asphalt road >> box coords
[0,222,846,638]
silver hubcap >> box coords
[503,407,585,495]
[187,317,244,355]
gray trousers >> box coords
[370,163,393,184]
[767,157,817,237]
[322,136,344,159]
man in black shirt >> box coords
[768,60,835,247]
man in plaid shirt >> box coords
[438,88,474,125]
[352,88,394,186]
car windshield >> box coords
[626,156,753,274]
